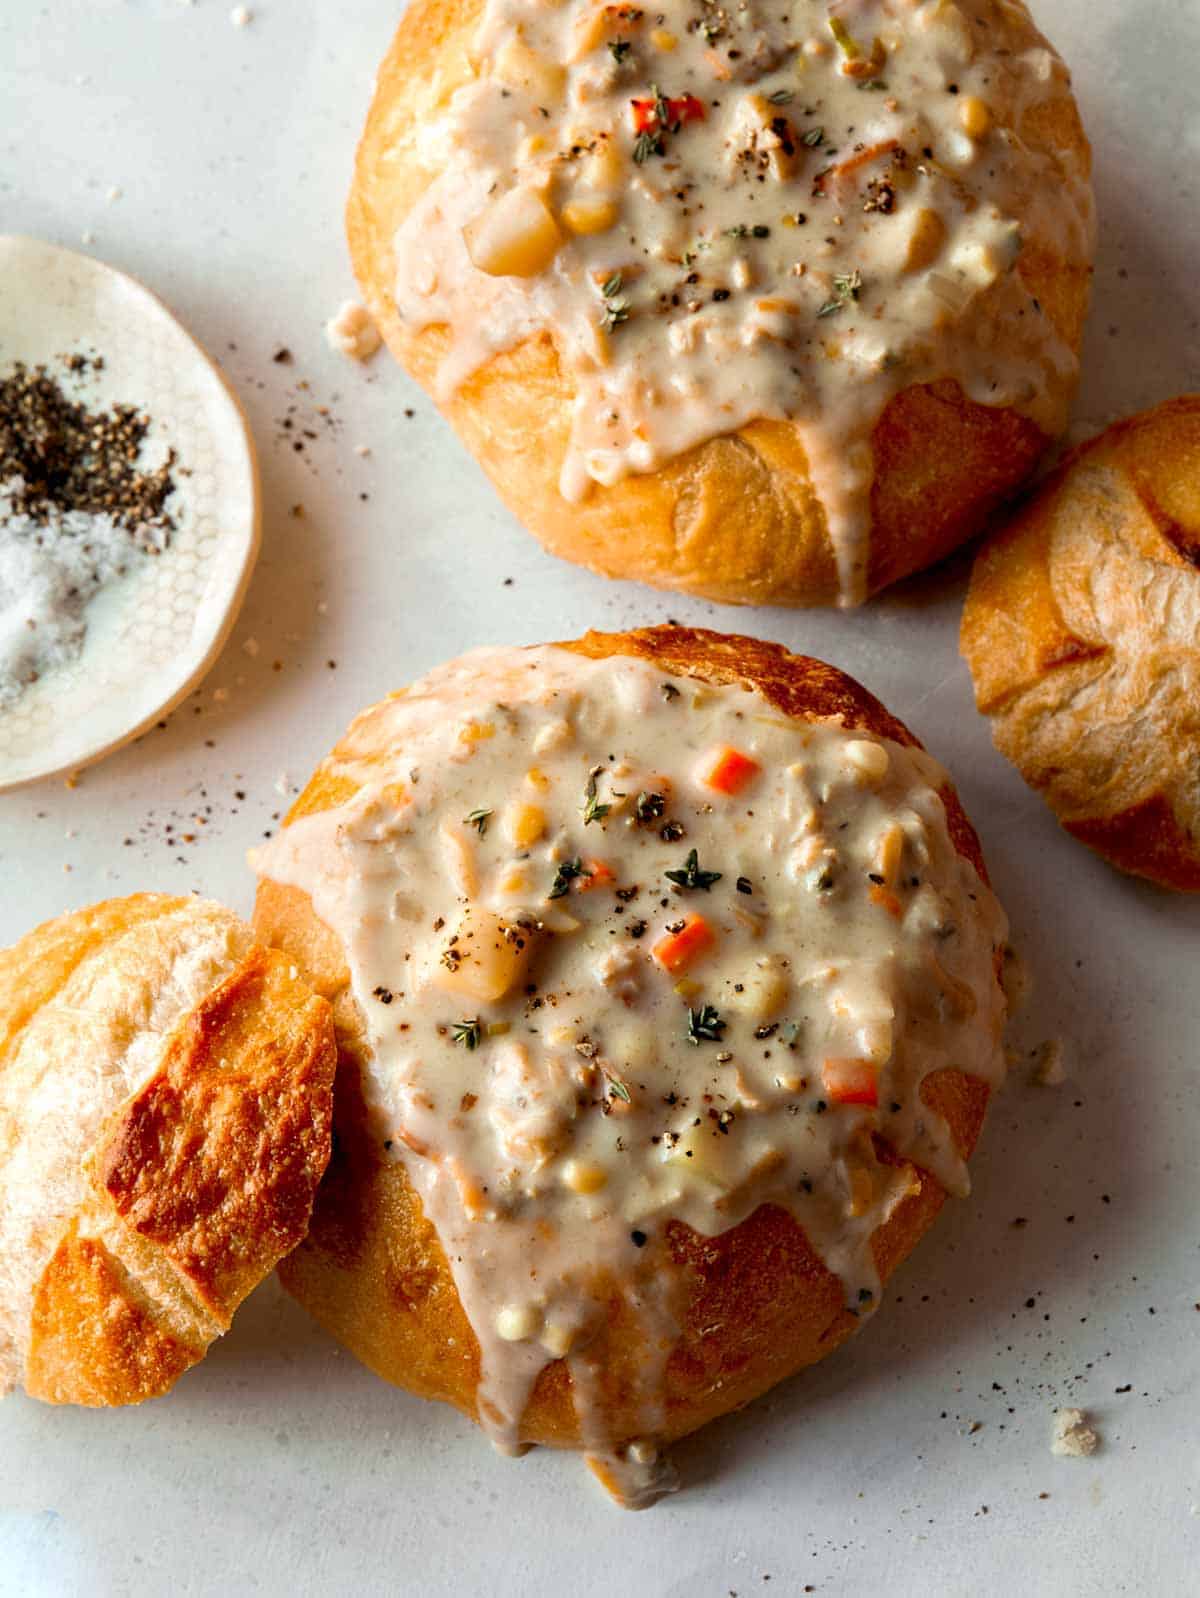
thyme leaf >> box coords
[450,1017,483,1051]
[463,806,493,834]
[665,848,723,892]
[549,857,587,899]
[817,268,863,318]
[582,766,611,825]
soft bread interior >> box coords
[0,898,254,1390]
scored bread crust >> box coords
[347,0,1093,606]
[0,894,337,1405]
[253,626,1000,1449]
[961,397,1200,892]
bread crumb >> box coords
[1051,1408,1100,1457]
[1033,1038,1066,1086]
[242,636,260,658]
[326,301,382,362]
[231,5,252,25]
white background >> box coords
[1,2,1198,1594]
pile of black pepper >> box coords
[0,358,178,548]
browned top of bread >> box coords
[254,627,1002,1454]
[347,0,1092,606]
[961,397,1200,891]
[0,894,337,1405]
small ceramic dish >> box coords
[0,236,260,789]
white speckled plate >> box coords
[0,236,260,790]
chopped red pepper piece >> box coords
[631,93,706,134]
[821,1057,879,1108]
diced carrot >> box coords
[700,744,761,795]
[576,859,615,891]
[652,912,715,973]
[814,139,900,196]
[869,883,903,918]
[821,1057,879,1108]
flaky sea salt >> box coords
[0,480,166,708]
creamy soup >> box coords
[256,646,1008,1502]
[390,0,1093,601]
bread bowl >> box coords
[252,625,1010,1503]
[961,396,1200,892]
[0,894,337,1406]
[349,0,1094,606]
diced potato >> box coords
[465,187,563,278]
[433,909,541,1003]
[664,1120,736,1189]
[733,955,790,1022]
[903,208,947,274]
[561,196,619,236]
[493,35,567,101]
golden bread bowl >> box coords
[252,625,1010,1503]
[349,0,1094,605]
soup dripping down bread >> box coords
[253,626,1010,1505]
[349,0,1094,605]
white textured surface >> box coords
[0,237,259,787]
[0,2,1197,1595]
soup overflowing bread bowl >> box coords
[252,626,1010,1504]
[961,397,1200,892]
[0,895,336,1406]
[349,0,1094,606]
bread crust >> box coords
[254,627,1000,1448]
[347,0,1092,606]
[961,397,1200,891]
[0,894,338,1405]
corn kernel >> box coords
[650,27,677,49]
[525,766,551,791]
[562,1159,609,1195]
[541,1319,577,1358]
[561,196,619,236]
[500,867,528,894]
[844,739,890,785]
[457,718,496,744]
[496,1302,542,1342]
[846,1164,875,1217]
[505,801,546,848]
[958,95,992,140]
[903,208,947,274]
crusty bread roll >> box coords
[253,626,1009,1503]
[0,895,337,1405]
[349,0,1093,606]
[961,397,1200,892]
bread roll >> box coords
[348,0,1093,606]
[961,397,1200,892]
[252,627,1009,1504]
[0,895,337,1405]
